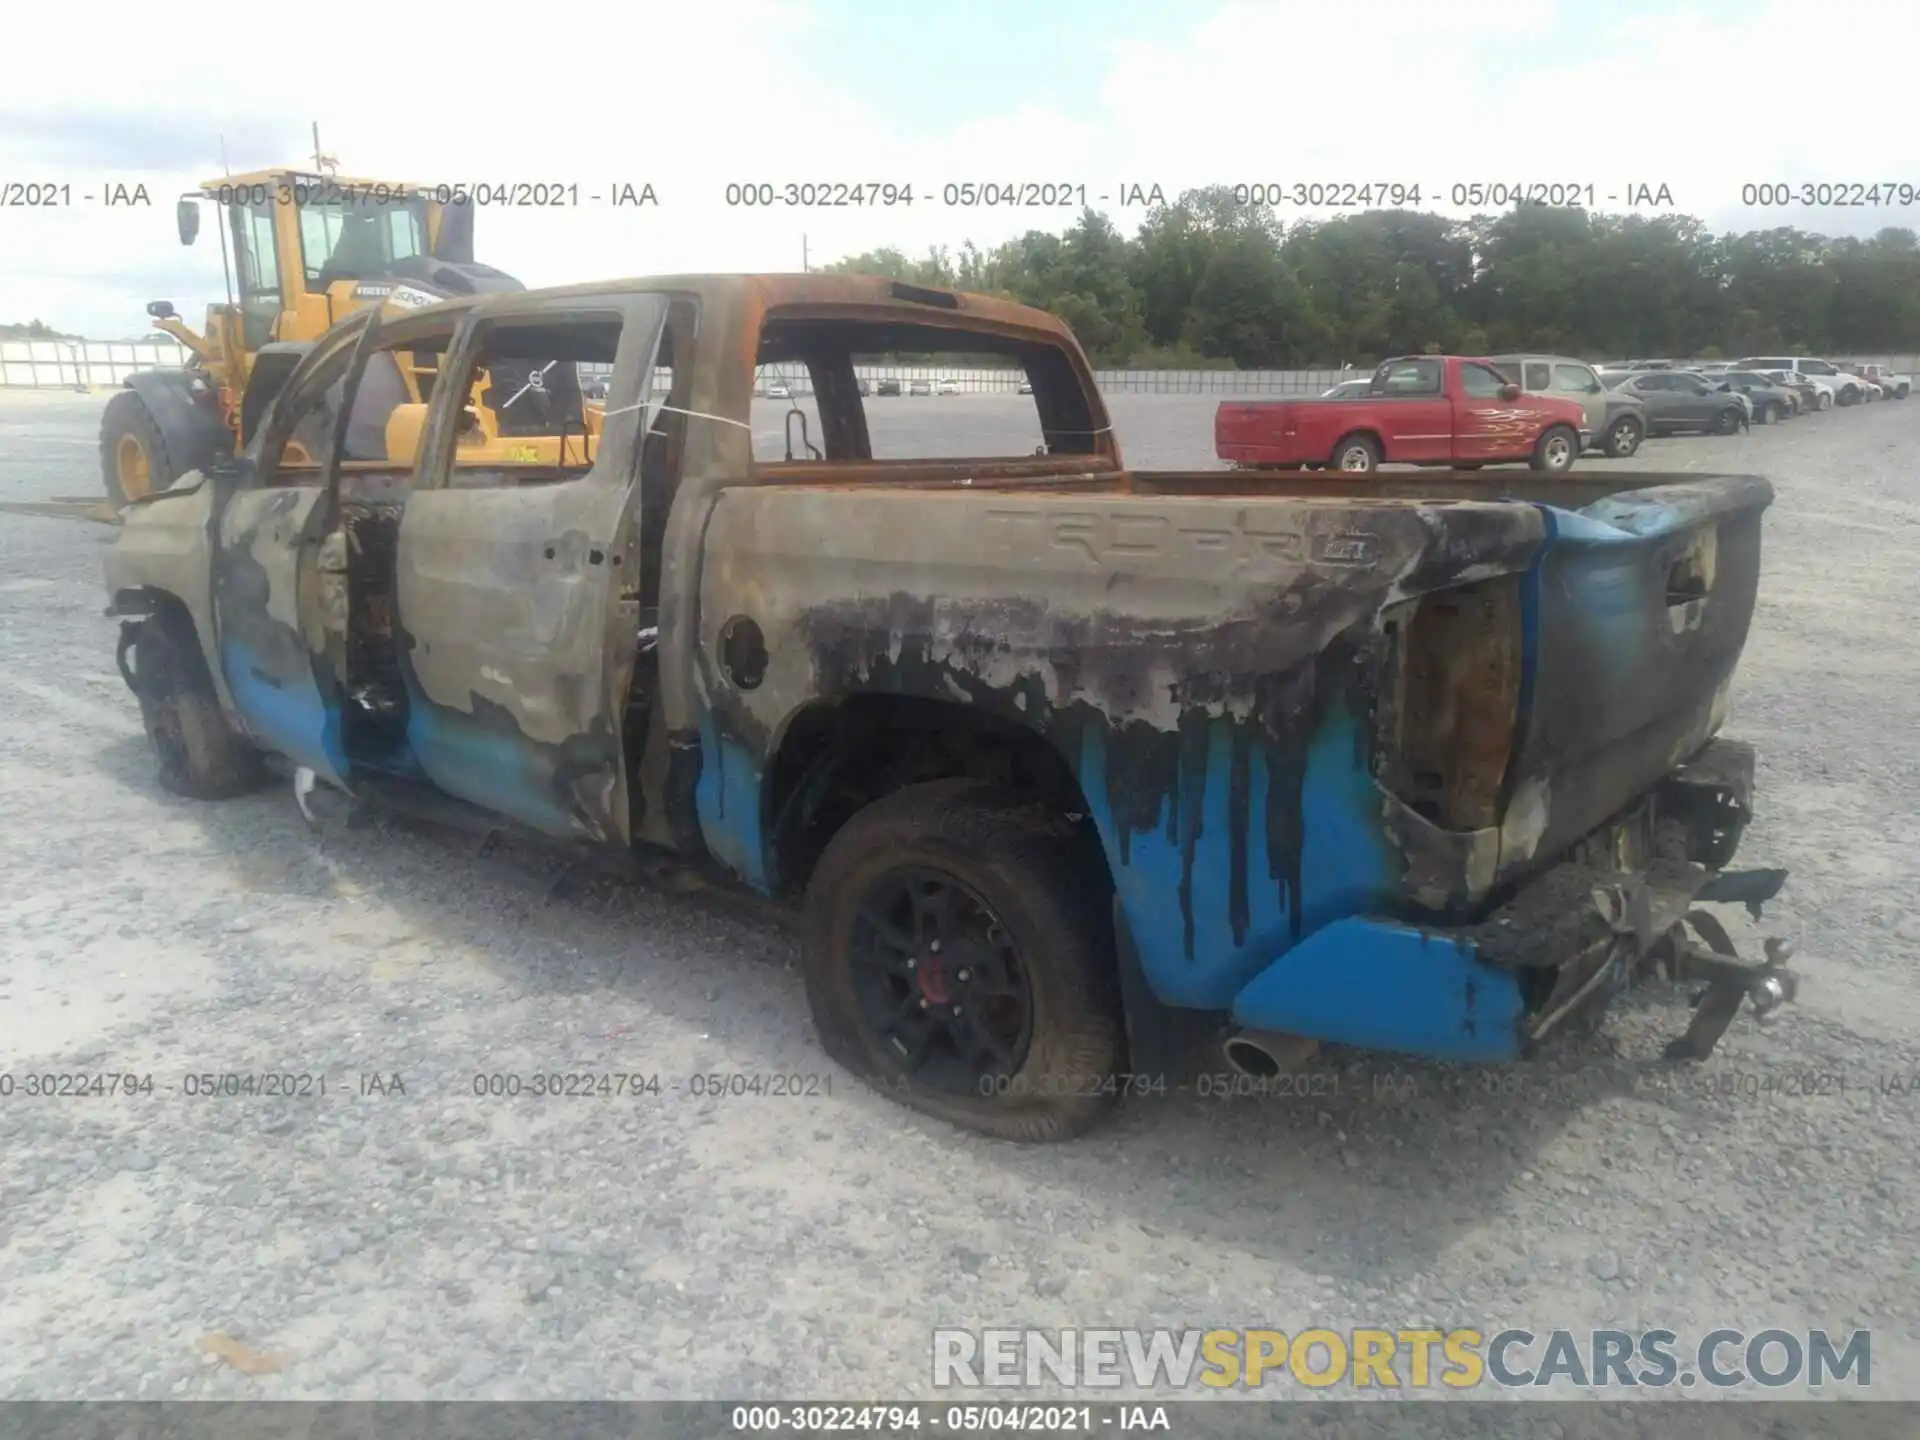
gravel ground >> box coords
[0,388,1916,1412]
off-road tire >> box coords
[1603,414,1643,458]
[100,390,181,507]
[801,779,1125,1142]
[129,613,266,799]
[1529,424,1579,473]
[1329,433,1380,473]
[1715,406,1745,435]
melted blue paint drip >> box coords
[695,715,770,892]
[222,639,344,780]
[1080,701,1396,1011]
[1230,918,1524,1061]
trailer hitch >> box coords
[1662,930,1799,1061]
[1587,867,1798,1062]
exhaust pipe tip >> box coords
[1223,1035,1283,1078]
[1222,1030,1319,1079]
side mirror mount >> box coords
[176,197,201,247]
[1499,383,1521,400]
[145,300,178,321]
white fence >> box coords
[1,339,193,389]
[10,338,1920,397]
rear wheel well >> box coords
[1330,428,1381,460]
[764,695,1107,900]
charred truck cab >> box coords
[102,274,1795,1142]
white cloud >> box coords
[5,0,1920,336]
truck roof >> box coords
[376,273,1081,347]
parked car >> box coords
[766,380,792,400]
[1734,357,1867,406]
[1321,378,1372,399]
[581,373,611,401]
[1749,367,1835,411]
[908,379,933,396]
[100,272,1794,1138]
[1485,354,1643,457]
[1017,379,1034,395]
[934,379,960,395]
[875,378,902,397]
[1709,370,1800,423]
[857,378,872,397]
[1216,354,1589,473]
[1831,363,1884,401]
[1855,363,1911,399]
[1605,370,1750,435]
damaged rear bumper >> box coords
[1227,737,1795,1063]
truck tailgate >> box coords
[1494,473,1773,884]
[1215,400,1299,464]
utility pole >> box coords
[802,233,809,272]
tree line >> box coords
[823,187,1920,368]
[0,320,81,341]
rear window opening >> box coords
[750,315,1106,466]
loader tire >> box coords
[128,612,266,800]
[101,390,180,507]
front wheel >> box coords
[1603,414,1643,458]
[1329,434,1380,473]
[1816,390,1833,411]
[1758,401,1777,425]
[125,613,266,800]
[1716,406,1745,435]
[1529,424,1578,473]
[800,780,1125,1142]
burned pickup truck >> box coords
[102,274,1794,1141]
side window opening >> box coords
[438,313,626,486]
[265,322,458,485]
[1460,363,1507,398]
[1523,361,1552,390]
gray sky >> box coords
[4,0,1915,336]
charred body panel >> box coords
[210,484,347,785]
[691,487,1550,1011]
[104,475,231,707]
[1495,476,1770,882]
[391,484,633,843]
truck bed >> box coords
[701,466,1771,1013]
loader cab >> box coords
[177,169,445,353]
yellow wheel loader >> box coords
[100,163,598,504]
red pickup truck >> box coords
[1216,355,1591,474]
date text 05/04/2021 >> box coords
[729,1403,1170,1434]
[713,181,1683,209]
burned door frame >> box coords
[391,292,669,846]
[212,306,471,790]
